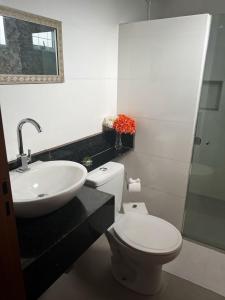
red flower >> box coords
[113,114,136,134]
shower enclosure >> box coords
[183,15,225,251]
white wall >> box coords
[0,0,147,161]
[117,12,225,297]
[117,15,210,229]
[150,0,225,19]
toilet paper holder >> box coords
[125,171,141,191]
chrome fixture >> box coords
[17,118,42,172]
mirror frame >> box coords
[0,5,64,84]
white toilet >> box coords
[86,162,182,295]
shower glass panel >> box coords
[183,15,225,251]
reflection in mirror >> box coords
[0,5,64,84]
[0,16,58,75]
[0,16,6,45]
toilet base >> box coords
[105,212,182,296]
[106,230,163,295]
[111,255,163,295]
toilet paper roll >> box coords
[128,178,141,192]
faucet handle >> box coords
[27,149,32,162]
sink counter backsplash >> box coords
[9,131,134,172]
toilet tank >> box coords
[86,162,124,215]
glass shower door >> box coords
[183,15,225,251]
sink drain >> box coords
[37,193,48,198]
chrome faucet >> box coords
[17,118,42,172]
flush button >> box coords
[99,167,108,171]
[132,204,138,208]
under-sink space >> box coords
[16,186,114,300]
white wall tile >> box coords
[1,79,117,160]
[62,24,119,80]
[122,184,185,229]
[120,151,190,198]
[135,118,194,162]
[117,15,210,230]
[117,77,203,123]
[116,15,225,296]
[150,0,225,20]
[118,15,210,124]
[0,0,147,161]
[146,188,185,230]
[145,5,225,295]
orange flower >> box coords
[113,114,136,134]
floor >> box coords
[183,192,225,250]
[39,235,225,300]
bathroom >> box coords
[0,0,225,299]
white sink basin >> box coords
[10,160,87,218]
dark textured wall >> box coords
[0,16,57,75]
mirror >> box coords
[0,5,64,84]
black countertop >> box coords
[16,186,114,300]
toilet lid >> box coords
[113,213,182,254]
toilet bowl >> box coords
[106,210,182,295]
[86,162,182,295]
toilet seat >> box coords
[113,213,182,255]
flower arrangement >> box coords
[103,114,136,134]
[103,116,117,129]
[113,114,136,135]
[103,114,136,150]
